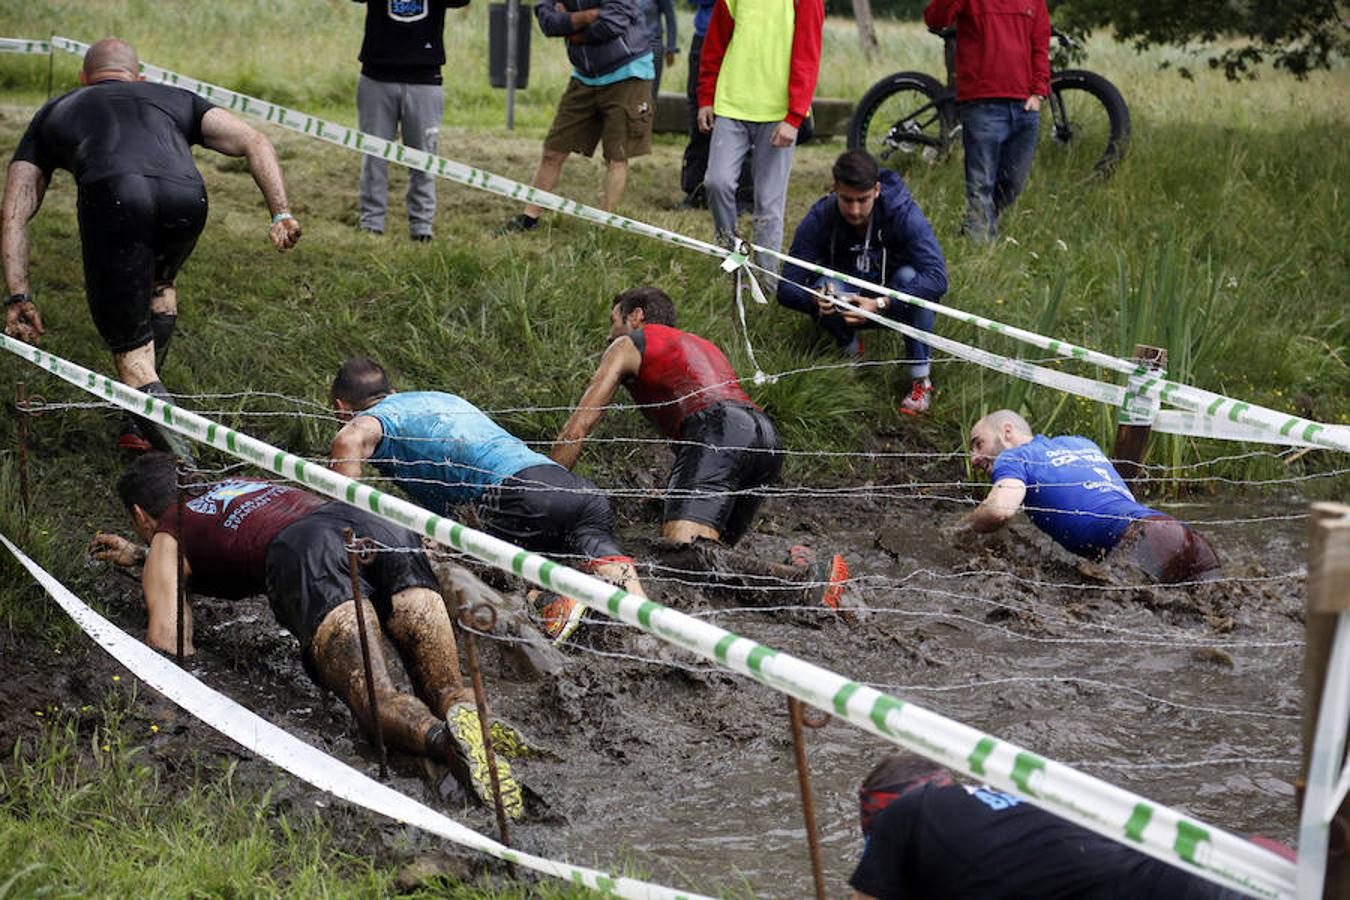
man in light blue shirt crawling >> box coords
[328,357,648,643]
[960,409,1221,583]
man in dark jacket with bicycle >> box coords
[778,149,948,414]
[498,0,654,232]
[924,0,1049,241]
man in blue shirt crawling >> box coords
[960,409,1221,584]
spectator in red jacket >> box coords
[696,0,823,274]
[924,0,1049,241]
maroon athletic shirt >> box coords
[624,324,758,439]
[155,480,326,598]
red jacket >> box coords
[696,0,824,128]
[924,0,1050,102]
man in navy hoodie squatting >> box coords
[778,149,948,415]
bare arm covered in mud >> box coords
[963,477,1027,532]
[330,415,384,478]
[550,336,642,470]
[198,108,301,252]
[142,532,194,656]
[2,161,48,344]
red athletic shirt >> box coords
[155,480,326,599]
[624,324,758,439]
[924,0,1050,102]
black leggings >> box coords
[77,174,207,353]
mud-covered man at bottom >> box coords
[90,453,524,817]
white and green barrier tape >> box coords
[0,38,50,54]
[0,333,1299,899]
[0,532,707,900]
[8,35,1346,454]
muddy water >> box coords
[486,496,1306,897]
[2,492,1311,897]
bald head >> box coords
[968,409,1033,474]
[81,39,139,84]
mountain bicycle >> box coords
[847,27,1131,181]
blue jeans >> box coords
[959,100,1040,241]
[783,268,934,378]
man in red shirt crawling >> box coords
[924,0,1050,241]
[89,453,525,817]
[550,286,849,607]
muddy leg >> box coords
[309,599,439,755]
[385,587,475,717]
[655,538,806,603]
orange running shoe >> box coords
[809,553,850,610]
[532,591,587,645]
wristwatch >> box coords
[6,293,31,308]
[875,296,890,312]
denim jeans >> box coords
[959,99,1040,241]
[792,268,934,378]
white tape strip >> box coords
[1154,411,1322,449]
[0,38,50,54]
[0,334,1297,900]
[0,530,708,900]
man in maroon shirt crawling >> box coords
[550,285,849,607]
[89,453,524,818]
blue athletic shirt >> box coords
[366,392,558,510]
[990,435,1157,558]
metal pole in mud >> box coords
[344,528,389,780]
[1299,502,1350,898]
[15,382,30,511]
[452,590,515,871]
[1113,344,1167,483]
[175,476,188,665]
[786,696,828,900]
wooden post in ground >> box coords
[851,0,879,59]
[1112,344,1167,482]
[1302,502,1350,898]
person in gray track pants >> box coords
[353,0,469,241]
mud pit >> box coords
[0,487,1308,897]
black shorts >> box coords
[475,464,625,564]
[1109,515,1222,584]
[76,174,208,353]
[667,403,783,546]
[263,502,438,651]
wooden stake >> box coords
[787,697,827,900]
[1302,502,1350,898]
[1112,344,1167,482]
[344,528,388,779]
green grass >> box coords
[0,2,1347,894]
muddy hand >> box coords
[5,300,45,345]
[89,533,145,568]
[269,216,301,252]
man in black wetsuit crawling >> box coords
[550,285,850,609]
[2,38,302,456]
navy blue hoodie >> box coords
[778,169,948,312]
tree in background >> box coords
[1050,0,1347,79]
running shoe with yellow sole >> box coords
[445,703,524,820]
[488,718,536,759]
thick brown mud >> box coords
[0,489,1309,897]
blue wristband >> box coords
[271,211,295,225]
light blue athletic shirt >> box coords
[365,392,557,510]
[991,435,1157,558]
[573,51,654,87]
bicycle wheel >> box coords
[847,71,955,170]
[1043,69,1131,181]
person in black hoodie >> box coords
[497,0,653,233]
[778,150,947,415]
[353,0,470,241]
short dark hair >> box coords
[116,452,180,518]
[612,286,677,327]
[858,754,953,836]
[332,357,393,410]
[832,149,881,191]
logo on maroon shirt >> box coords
[186,481,271,518]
